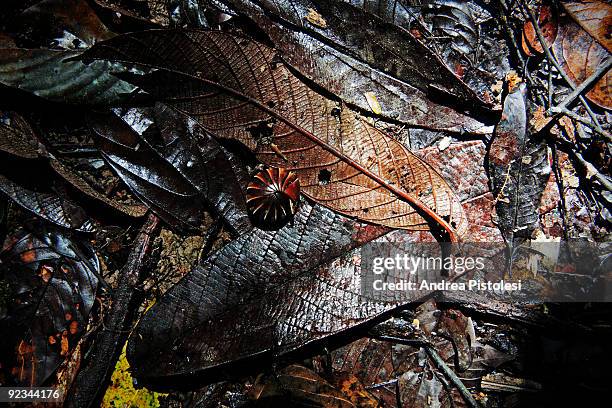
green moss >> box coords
[102,343,164,408]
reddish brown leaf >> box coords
[562,0,612,51]
[553,14,612,109]
[522,5,558,56]
[83,30,467,241]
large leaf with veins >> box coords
[83,29,467,241]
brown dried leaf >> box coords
[553,16,612,109]
[250,365,355,407]
[522,5,558,56]
[84,30,467,240]
[0,111,41,159]
[562,0,612,51]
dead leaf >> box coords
[562,0,612,51]
[83,30,467,240]
[0,226,99,385]
[522,5,558,56]
[305,8,327,28]
[553,15,612,109]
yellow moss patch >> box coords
[102,343,164,408]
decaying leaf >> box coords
[0,226,99,385]
[553,8,611,109]
[0,173,95,232]
[487,80,549,242]
[197,0,493,134]
[0,111,41,159]
[0,47,143,105]
[249,364,355,407]
[521,5,558,56]
[331,300,512,407]
[83,30,467,241]
[125,201,403,388]
[0,0,143,105]
[562,0,612,51]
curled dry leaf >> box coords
[553,5,611,109]
[0,226,99,386]
[522,5,558,56]
[83,30,467,241]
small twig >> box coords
[549,106,612,142]
[572,145,612,192]
[365,378,399,390]
[550,57,612,115]
[424,346,481,408]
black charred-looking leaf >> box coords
[0,174,95,232]
[0,226,99,386]
[125,202,428,389]
[0,48,142,105]
[89,109,205,231]
[486,83,549,242]
[90,106,252,234]
[142,103,252,235]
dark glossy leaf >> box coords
[142,103,252,234]
[83,30,467,240]
[0,173,95,232]
[90,105,252,233]
[49,158,148,218]
[486,82,549,242]
[89,109,206,231]
[0,226,99,385]
[126,202,401,388]
[202,0,492,133]
[0,48,142,105]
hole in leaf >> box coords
[318,169,331,185]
